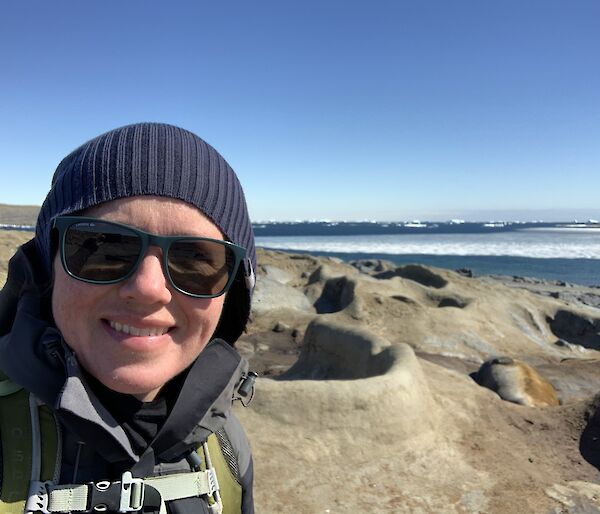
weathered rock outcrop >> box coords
[236,248,600,513]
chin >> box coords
[102,368,175,401]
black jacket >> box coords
[0,241,254,513]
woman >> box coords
[0,123,256,514]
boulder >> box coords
[473,356,560,407]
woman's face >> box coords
[52,196,226,401]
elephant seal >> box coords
[474,356,559,407]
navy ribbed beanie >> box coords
[35,122,256,344]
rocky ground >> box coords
[235,250,600,513]
[2,231,600,513]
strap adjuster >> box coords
[86,472,144,513]
[119,472,145,512]
[206,468,219,496]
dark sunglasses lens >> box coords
[168,240,236,296]
[64,221,142,281]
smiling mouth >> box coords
[108,320,170,337]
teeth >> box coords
[108,320,168,337]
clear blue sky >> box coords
[1,1,599,222]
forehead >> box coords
[83,196,223,239]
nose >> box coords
[118,247,172,304]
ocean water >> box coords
[4,223,600,286]
[255,227,600,286]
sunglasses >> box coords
[53,216,247,298]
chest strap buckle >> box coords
[30,472,145,513]
[86,472,144,513]
[86,479,122,512]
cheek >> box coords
[204,297,226,333]
[209,297,226,332]
[51,256,93,345]
[184,296,226,345]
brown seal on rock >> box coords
[474,356,560,407]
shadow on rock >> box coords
[548,310,600,351]
[428,293,471,309]
[580,394,600,472]
[374,264,448,289]
[313,275,358,314]
[280,318,398,380]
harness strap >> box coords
[47,484,88,512]
[1,383,60,514]
[146,469,219,502]
[27,468,221,514]
[28,394,42,483]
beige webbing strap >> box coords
[47,484,89,512]
[145,470,218,501]
[40,470,218,513]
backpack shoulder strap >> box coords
[0,377,59,514]
[201,432,242,514]
[0,385,31,514]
